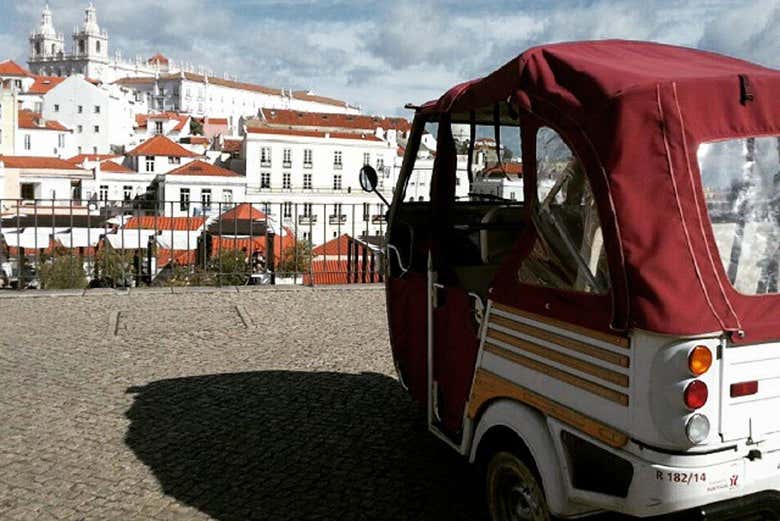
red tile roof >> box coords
[0,155,82,170]
[66,153,121,164]
[303,260,380,285]
[211,232,295,262]
[221,139,242,153]
[147,53,170,65]
[157,248,196,266]
[127,135,199,157]
[17,110,69,132]
[260,108,411,133]
[98,161,135,173]
[478,162,523,178]
[166,160,238,177]
[219,203,267,221]
[313,234,353,256]
[28,75,65,94]
[124,216,206,231]
[205,117,228,126]
[186,136,209,145]
[245,126,382,142]
[0,60,32,77]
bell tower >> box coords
[29,4,65,63]
[72,3,108,75]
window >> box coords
[363,202,370,221]
[123,185,133,201]
[260,172,271,189]
[363,152,371,165]
[180,188,190,211]
[99,185,108,202]
[699,136,780,294]
[94,105,100,114]
[333,173,342,190]
[282,172,291,189]
[201,189,211,209]
[303,172,312,190]
[77,146,82,154]
[145,157,155,172]
[77,125,83,134]
[54,104,60,113]
[93,125,100,133]
[24,134,31,151]
[168,156,181,165]
[516,128,609,294]
[302,202,312,216]
[283,148,292,167]
[334,150,343,169]
[21,183,36,201]
[92,146,97,154]
[376,157,385,170]
[96,40,101,53]
[77,105,84,114]
[223,189,233,203]
[303,148,313,168]
[332,203,343,217]
[282,201,292,218]
[57,134,65,148]
[154,121,163,135]
[260,146,271,166]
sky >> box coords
[1,0,778,116]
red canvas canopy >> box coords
[423,40,780,343]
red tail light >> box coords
[684,380,708,409]
[730,381,758,398]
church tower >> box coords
[29,5,65,63]
[72,3,108,77]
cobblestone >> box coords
[0,288,488,521]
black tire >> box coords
[486,451,550,521]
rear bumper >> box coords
[653,491,780,521]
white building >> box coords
[470,162,524,201]
[40,75,147,155]
[0,156,91,211]
[27,4,169,83]
[114,74,361,128]
[69,154,153,203]
[133,112,191,144]
[156,160,246,217]
[125,134,199,175]
[15,109,73,158]
[240,110,409,244]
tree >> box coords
[93,247,134,287]
[39,249,87,290]
[278,240,312,276]
[209,248,250,286]
[190,118,204,136]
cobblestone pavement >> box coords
[0,287,489,521]
[0,287,627,521]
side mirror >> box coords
[359,165,378,192]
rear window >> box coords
[698,137,780,295]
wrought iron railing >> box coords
[0,199,387,291]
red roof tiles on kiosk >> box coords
[124,216,206,231]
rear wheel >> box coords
[486,451,550,521]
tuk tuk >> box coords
[360,40,780,519]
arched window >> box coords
[35,42,41,55]
[78,40,85,54]
[96,40,101,53]
[51,43,56,55]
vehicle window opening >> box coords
[517,127,610,294]
[698,136,780,295]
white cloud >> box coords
[3,0,779,115]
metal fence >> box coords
[0,199,388,290]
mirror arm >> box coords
[372,188,390,207]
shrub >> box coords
[39,250,86,290]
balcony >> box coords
[303,162,313,169]
[298,214,318,225]
[371,214,387,224]
[333,163,343,170]
[260,161,272,168]
[282,161,292,168]
[328,214,347,225]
